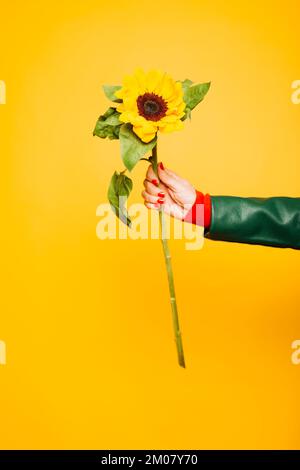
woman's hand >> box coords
[142,162,196,220]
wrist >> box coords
[183,190,211,228]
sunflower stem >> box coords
[151,144,186,369]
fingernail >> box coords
[152,179,159,186]
[158,199,164,204]
[158,192,165,197]
[159,162,164,170]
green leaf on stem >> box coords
[181,79,194,92]
[185,107,192,121]
[181,81,211,120]
[107,171,133,227]
[93,107,121,140]
[119,123,157,171]
[103,85,122,102]
[184,82,211,111]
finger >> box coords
[159,163,180,179]
[159,199,185,220]
[141,190,165,204]
[145,199,183,220]
[144,201,160,210]
[157,163,181,191]
[145,164,159,187]
[143,179,166,197]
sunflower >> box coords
[115,69,186,143]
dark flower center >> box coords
[137,93,168,121]
[144,100,159,114]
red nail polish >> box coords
[152,179,159,186]
[158,192,165,197]
[158,199,164,204]
[159,162,164,170]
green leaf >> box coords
[102,107,116,118]
[184,107,192,121]
[183,82,211,112]
[103,85,122,102]
[181,79,194,93]
[93,107,121,140]
[107,171,133,227]
[119,123,157,172]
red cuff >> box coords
[183,190,211,229]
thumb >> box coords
[157,162,181,191]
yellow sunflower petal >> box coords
[122,97,139,111]
[130,114,147,126]
[133,125,157,143]
[159,114,179,123]
[159,119,184,134]
[115,88,125,99]
[116,102,125,113]
[178,101,186,112]
[146,70,164,93]
[133,68,147,91]
[161,76,177,100]
[122,75,137,89]
[118,111,132,123]
[151,72,166,95]
[166,88,184,106]
[175,81,183,93]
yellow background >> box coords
[0,0,299,450]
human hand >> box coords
[142,162,196,220]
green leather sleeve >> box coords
[205,196,300,249]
